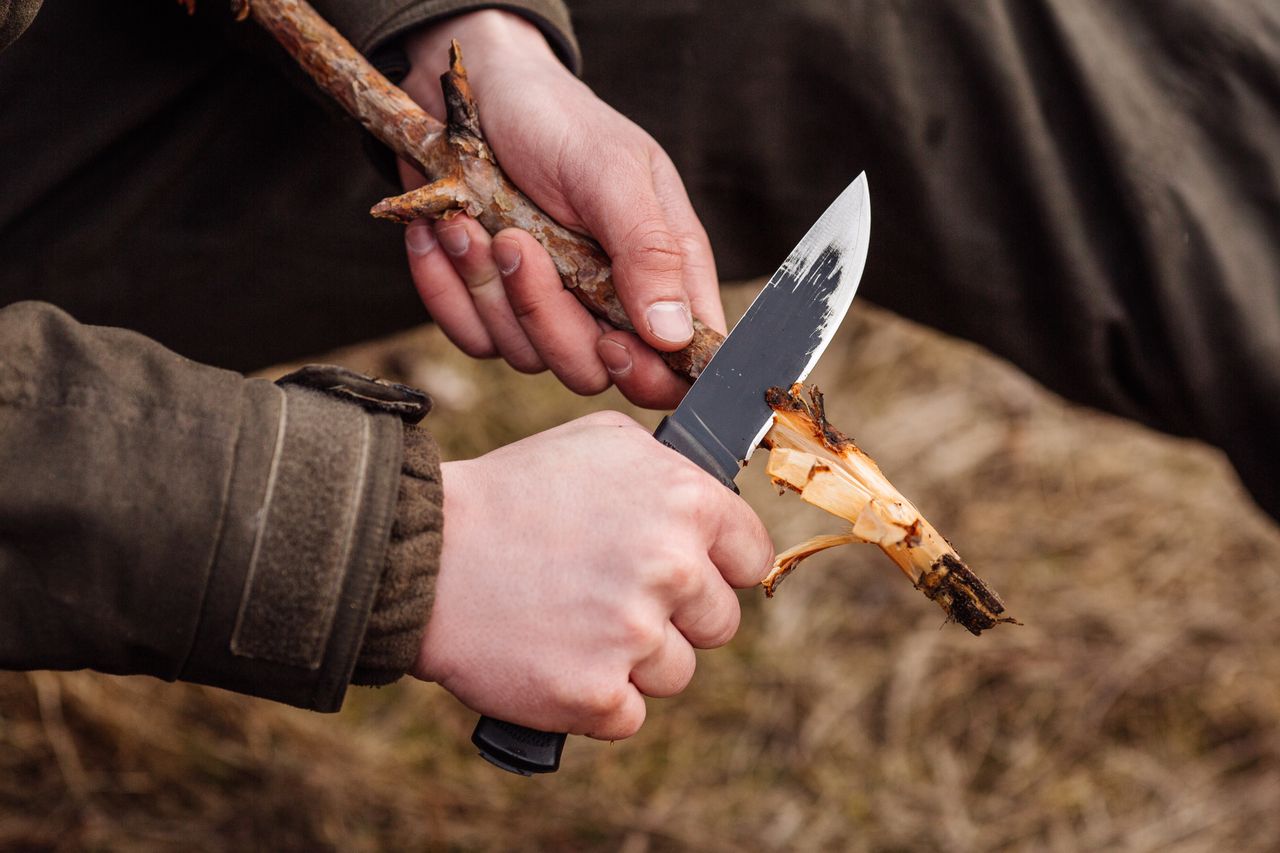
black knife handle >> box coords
[472,717,566,775]
[472,417,740,777]
[653,415,741,493]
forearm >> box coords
[0,301,427,711]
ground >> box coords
[3,286,1278,851]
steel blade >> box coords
[657,174,870,485]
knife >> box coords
[472,173,872,775]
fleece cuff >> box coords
[352,424,443,686]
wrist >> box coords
[410,458,476,683]
[401,10,558,116]
[353,423,444,687]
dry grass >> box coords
[3,285,1279,851]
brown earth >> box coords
[3,285,1278,851]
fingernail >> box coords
[492,237,522,276]
[405,222,437,256]
[598,339,633,376]
[437,224,470,257]
[646,301,693,344]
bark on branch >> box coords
[220,0,723,380]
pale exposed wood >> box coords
[761,384,1018,635]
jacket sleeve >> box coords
[310,0,580,70]
[0,301,432,712]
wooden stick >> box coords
[229,0,723,380]
[761,384,1019,635]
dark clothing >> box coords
[8,1,1278,514]
[572,0,1280,520]
[0,0,574,371]
[0,0,571,710]
[2,0,1278,707]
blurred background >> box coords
[2,284,1278,851]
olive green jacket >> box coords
[0,0,575,711]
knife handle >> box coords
[653,415,741,493]
[472,717,566,776]
[472,417,739,777]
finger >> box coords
[630,622,697,698]
[669,570,742,649]
[396,161,497,357]
[648,150,726,334]
[595,329,691,410]
[496,228,613,395]
[571,150,697,352]
[434,216,546,374]
[404,219,496,358]
[705,488,776,589]
[579,682,648,741]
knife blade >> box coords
[654,173,871,487]
[473,174,872,775]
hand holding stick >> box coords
[227,0,723,381]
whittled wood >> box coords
[761,384,1018,635]
[233,0,724,380]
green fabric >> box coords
[353,424,443,686]
[0,0,467,711]
[0,303,407,711]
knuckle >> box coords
[663,461,707,499]
[621,222,684,278]
[507,286,549,320]
[680,598,740,649]
[638,652,697,700]
[611,696,650,737]
[754,543,777,583]
[658,560,698,598]
[671,654,697,693]
[742,520,777,584]
[702,602,741,648]
[458,339,496,360]
[548,671,582,711]
[612,708,645,740]
[501,340,545,375]
[559,361,610,397]
[463,269,503,294]
[666,468,719,521]
[579,682,630,721]
[511,358,547,376]
[618,611,664,655]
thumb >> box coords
[612,218,695,352]
[574,156,696,352]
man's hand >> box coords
[412,412,773,740]
[397,11,726,410]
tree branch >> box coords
[232,0,723,380]
[761,385,1020,635]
